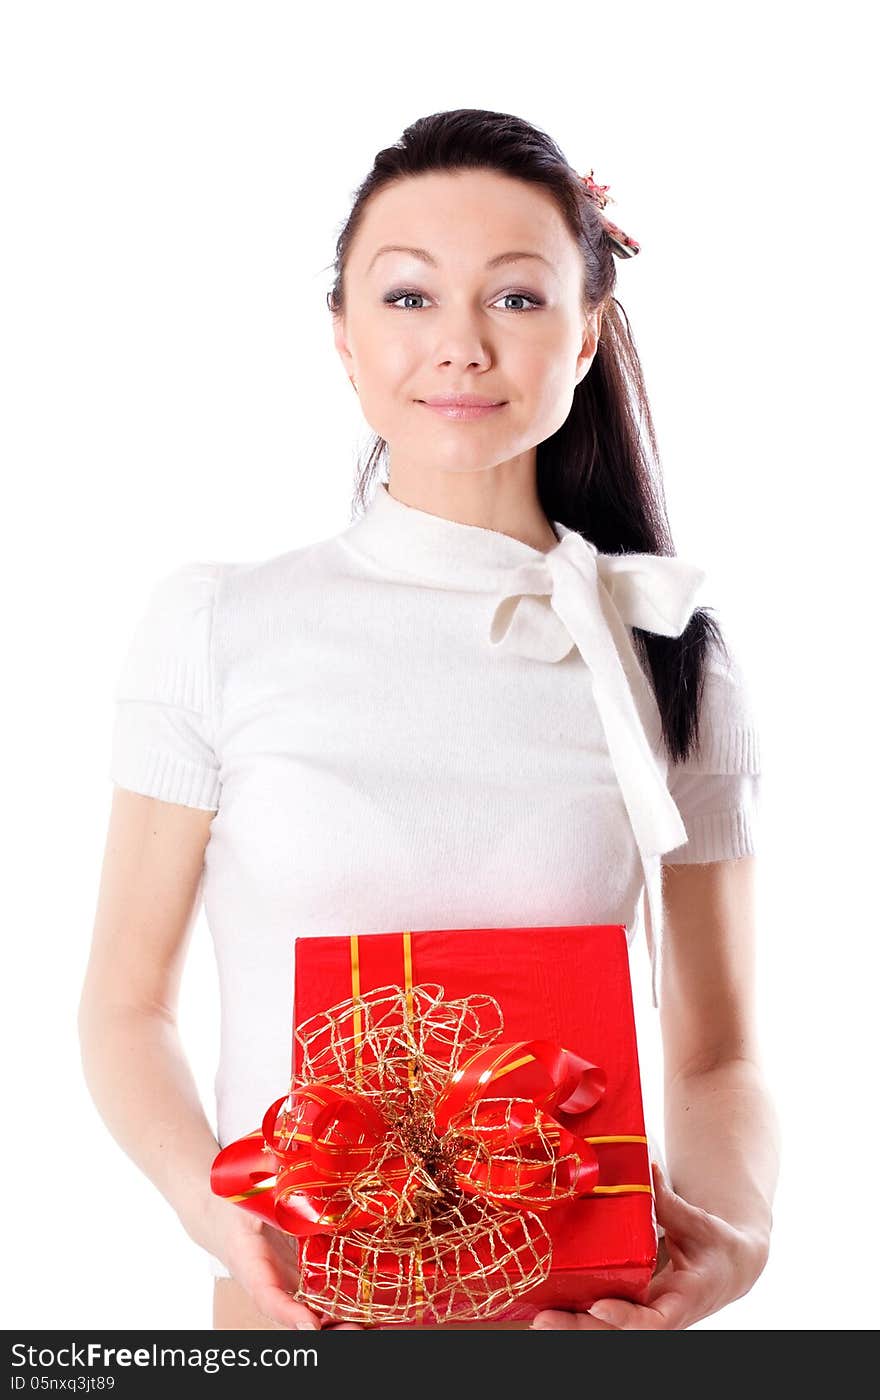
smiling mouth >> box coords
[416,400,507,420]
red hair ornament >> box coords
[580,169,640,259]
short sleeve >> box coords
[108,561,227,811]
[661,634,762,865]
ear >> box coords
[575,305,603,386]
[332,312,357,387]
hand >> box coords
[530,1161,769,1331]
[198,1197,364,1331]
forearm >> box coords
[663,1057,781,1250]
[77,1004,221,1251]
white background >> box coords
[3,0,877,1331]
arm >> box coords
[531,854,781,1329]
[76,786,224,1252]
[77,787,346,1329]
[659,854,781,1262]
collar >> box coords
[340,480,565,589]
[339,481,709,1010]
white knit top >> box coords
[108,482,761,1277]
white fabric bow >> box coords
[487,527,708,1007]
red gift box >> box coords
[211,923,658,1327]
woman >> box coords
[78,108,779,1332]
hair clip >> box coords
[579,169,640,259]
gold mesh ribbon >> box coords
[211,932,651,1326]
[286,981,564,1324]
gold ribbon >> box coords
[347,932,651,1198]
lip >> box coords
[417,396,507,421]
[422,394,505,407]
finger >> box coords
[653,1160,691,1226]
[644,1259,678,1305]
[257,1283,324,1330]
[659,1234,692,1271]
[244,1254,323,1330]
[590,1287,689,1331]
[530,1310,608,1330]
[587,1299,666,1330]
[247,1238,366,1329]
[652,1162,715,1244]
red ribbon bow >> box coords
[211,1034,607,1234]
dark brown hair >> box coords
[326,108,728,766]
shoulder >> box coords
[134,558,229,625]
[217,530,358,613]
[661,626,763,866]
[114,560,231,706]
[119,526,374,686]
[110,562,234,808]
[685,631,761,776]
[129,536,339,641]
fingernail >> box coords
[295,1321,318,1330]
[589,1304,614,1324]
[530,1311,568,1329]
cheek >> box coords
[503,346,579,444]
[355,342,423,439]
[513,328,573,389]
[350,315,415,384]
[519,349,576,417]
[371,337,422,396]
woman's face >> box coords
[334,169,602,479]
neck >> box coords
[386,463,560,554]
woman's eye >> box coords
[383,289,543,313]
[493,292,543,312]
[384,290,429,309]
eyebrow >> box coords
[367,244,555,274]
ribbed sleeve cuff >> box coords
[695,722,761,775]
[661,803,758,865]
[110,745,221,811]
